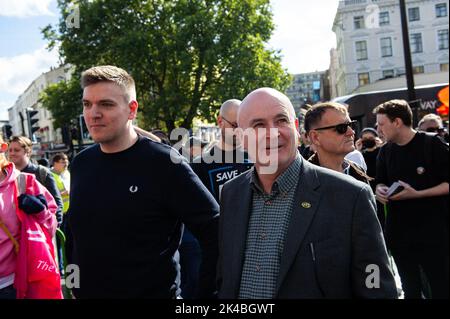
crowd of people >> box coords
[0,65,448,299]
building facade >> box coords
[332,0,449,97]
[8,66,71,142]
[286,71,327,112]
[7,65,72,156]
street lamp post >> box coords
[399,0,418,126]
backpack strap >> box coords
[37,165,48,185]
[0,172,26,254]
[16,172,26,195]
[0,217,19,254]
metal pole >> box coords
[399,0,418,126]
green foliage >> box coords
[43,0,291,130]
[39,77,82,129]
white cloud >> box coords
[0,46,60,95]
[0,46,59,120]
[0,101,10,121]
[0,0,54,17]
[268,0,339,74]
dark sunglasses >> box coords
[313,120,357,135]
[222,116,238,129]
[426,127,443,133]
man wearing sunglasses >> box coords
[186,100,252,298]
[304,102,371,184]
[418,113,449,143]
[191,99,253,202]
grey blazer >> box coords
[218,157,397,299]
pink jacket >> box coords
[0,163,57,279]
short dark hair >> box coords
[304,102,348,133]
[372,99,412,127]
[37,158,49,167]
[52,153,68,165]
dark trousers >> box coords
[0,285,16,299]
[391,243,449,299]
[179,230,201,299]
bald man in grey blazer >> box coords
[218,88,397,299]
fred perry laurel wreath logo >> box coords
[416,167,425,175]
[301,202,311,209]
[129,185,138,193]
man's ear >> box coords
[128,100,138,119]
[217,115,223,128]
[394,117,403,128]
[308,130,320,146]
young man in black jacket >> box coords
[67,65,219,298]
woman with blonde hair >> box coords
[0,136,58,299]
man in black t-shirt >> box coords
[179,99,251,298]
[67,66,219,299]
[191,99,253,203]
[374,99,449,299]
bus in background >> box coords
[332,83,449,134]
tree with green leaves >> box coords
[42,0,291,131]
[39,76,85,149]
[39,76,82,130]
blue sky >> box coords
[0,0,339,121]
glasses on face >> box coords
[313,120,357,135]
[425,127,442,133]
[222,116,238,129]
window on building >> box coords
[410,33,423,53]
[379,11,390,26]
[413,66,424,74]
[355,41,368,60]
[354,16,365,29]
[438,29,449,50]
[436,3,448,18]
[408,7,420,21]
[381,37,393,57]
[440,63,449,71]
[358,73,370,86]
[382,69,395,78]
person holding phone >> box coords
[374,99,449,299]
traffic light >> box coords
[2,124,12,140]
[26,108,40,140]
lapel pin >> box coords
[301,202,311,209]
